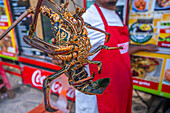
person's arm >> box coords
[129,44,159,55]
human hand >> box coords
[140,44,159,52]
[129,44,159,55]
[48,38,64,67]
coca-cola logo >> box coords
[51,82,62,94]
[67,88,75,99]
[32,70,46,87]
[51,82,75,99]
[31,69,75,100]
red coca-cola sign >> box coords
[22,65,75,101]
[31,70,47,87]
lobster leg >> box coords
[74,7,85,34]
[84,22,111,43]
[23,35,67,55]
[25,34,60,49]
[89,45,123,56]
[87,60,102,74]
[43,67,66,112]
[69,72,95,85]
[55,52,77,61]
[23,35,79,55]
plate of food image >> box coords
[132,67,146,78]
[129,22,153,43]
[138,24,153,33]
[132,0,150,12]
[155,0,170,10]
[131,56,161,82]
[164,69,170,84]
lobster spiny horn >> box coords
[79,8,86,16]
[75,7,80,14]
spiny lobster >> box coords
[0,0,122,112]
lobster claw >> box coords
[82,78,110,95]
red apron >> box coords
[89,3,133,113]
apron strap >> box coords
[94,3,108,28]
[115,12,125,26]
[94,3,125,26]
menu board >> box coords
[129,0,170,52]
[0,0,18,60]
[132,52,170,98]
[162,59,170,94]
[8,0,46,58]
[8,0,32,50]
[129,0,170,98]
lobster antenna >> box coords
[70,0,83,9]
[70,0,76,9]
[48,0,83,13]
[47,0,62,14]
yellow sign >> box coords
[0,0,18,60]
[129,0,170,98]
[129,0,170,48]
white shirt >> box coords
[83,5,123,60]
[75,4,123,113]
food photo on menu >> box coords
[158,23,170,48]
[0,29,14,53]
[131,55,163,82]
[163,59,170,85]
[154,0,170,10]
[0,0,7,23]
[0,2,5,18]
[132,0,150,12]
[129,19,154,44]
